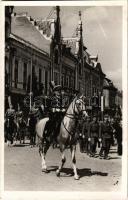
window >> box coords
[23,63,27,90]
[85,86,88,97]
[54,72,59,85]
[39,68,43,94]
[66,76,69,87]
[70,78,73,88]
[61,75,65,87]
[32,65,35,77]
[39,68,42,85]
[45,71,48,95]
[14,60,18,88]
[79,82,81,91]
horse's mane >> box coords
[66,95,84,114]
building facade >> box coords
[5,6,122,117]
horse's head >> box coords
[74,95,88,118]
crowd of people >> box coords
[4,82,122,159]
[4,102,122,160]
[78,114,122,160]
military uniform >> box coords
[28,110,37,147]
[5,107,16,120]
[44,82,64,142]
[5,106,16,144]
[88,116,100,157]
[99,116,113,159]
[113,120,122,155]
[36,105,44,120]
[16,110,23,120]
[78,118,85,153]
[81,117,90,153]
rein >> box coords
[62,120,77,136]
[62,97,86,136]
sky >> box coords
[14,6,122,90]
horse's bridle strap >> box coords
[62,120,75,136]
[65,113,78,120]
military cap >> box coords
[93,114,98,117]
[53,85,62,91]
[104,114,109,118]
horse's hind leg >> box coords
[56,146,66,177]
[39,140,50,173]
[71,145,79,180]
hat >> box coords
[49,81,62,91]
[104,114,109,118]
[53,85,62,91]
[93,114,98,118]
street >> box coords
[4,142,121,191]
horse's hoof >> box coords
[42,169,49,173]
[74,175,80,180]
[56,170,60,177]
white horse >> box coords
[36,95,88,180]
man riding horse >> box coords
[44,81,65,143]
[36,93,88,179]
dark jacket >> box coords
[99,121,113,139]
[88,121,100,138]
[82,121,90,138]
[113,121,122,142]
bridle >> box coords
[65,97,86,120]
[62,97,87,136]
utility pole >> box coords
[78,11,84,94]
[56,6,62,85]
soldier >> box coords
[78,116,85,153]
[27,109,37,147]
[113,117,122,156]
[16,104,23,121]
[88,114,100,157]
[44,81,64,143]
[37,104,45,120]
[99,114,113,159]
[81,115,91,153]
[5,104,16,120]
[5,104,16,145]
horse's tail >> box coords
[36,117,49,139]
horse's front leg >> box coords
[39,140,50,173]
[56,145,66,177]
[71,145,79,180]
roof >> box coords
[62,37,78,55]
[11,14,51,54]
[10,33,49,57]
[36,19,54,38]
[103,77,117,90]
